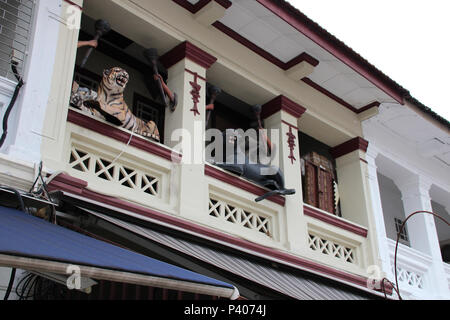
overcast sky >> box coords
[289,0,450,121]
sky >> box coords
[288,0,450,121]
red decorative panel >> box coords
[186,70,202,117]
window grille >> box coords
[73,71,99,92]
[0,0,35,81]
[394,217,409,242]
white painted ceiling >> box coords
[374,103,450,167]
[213,0,397,109]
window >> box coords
[300,132,340,216]
[0,0,35,81]
[133,93,165,141]
[394,218,409,242]
[73,66,101,92]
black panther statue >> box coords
[214,127,295,202]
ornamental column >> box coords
[160,41,217,222]
[261,95,306,253]
[396,175,449,299]
[365,145,394,281]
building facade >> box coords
[0,0,448,300]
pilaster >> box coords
[262,95,306,253]
[330,137,380,270]
[365,145,394,280]
[160,41,217,222]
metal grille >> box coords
[0,0,34,81]
[134,98,160,124]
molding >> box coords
[304,205,368,238]
[172,0,231,14]
[0,154,36,191]
[48,173,386,296]
[261,95,306,120]
[0,76,17,97]
[330,137,369,159]
[205,164,285,206]
[302,78,358,113]
[63,0,82,10]
[67,109,182,163]
[160,41,217,70]
[357,101,380,114]
[285,52,319,69]
[212,21,319,72]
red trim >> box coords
[285,52,319,69]
[48,173,378,293]
[281,120,298,131]
[255,0,405,104]
[302,78,358,113]
[304,205,368,238]
[160,41,217,70]
[356,101,380,114]
[205,164,285,206]
[67,109,182,163]
[360,158,368,164]
[330,137,369,159]
[213,21,319,72]
[172,0,231,13]
[261,95,307,119]
[185,68,207,81]
[63,0,82,10]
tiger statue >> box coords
[71,67,160,142]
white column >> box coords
[365,145,394,281]
[162,42,216,223]
[397,175,449,299]
[264,110,305,253]
[3,0,66,163]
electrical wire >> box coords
[29,161,57,223]
[0,61,24,148]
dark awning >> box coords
[85,209,374,300]
[0,206,239,299]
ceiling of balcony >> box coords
[202,0,398,110]
[374,103,450,168]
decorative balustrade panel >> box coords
[392,265,424,290]
[445,263,450,290]
[308,233,356,264]
[61,112,180,214]
[208,197,273,238]
[387,239,430,294]
[69,146,160,197]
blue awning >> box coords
[0,206,239,299]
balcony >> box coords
[50,105,377,282]
[387,239,432,298]
[303,204,369,274]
